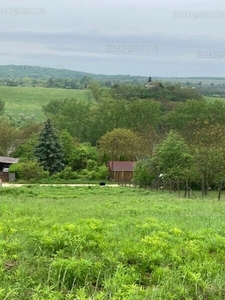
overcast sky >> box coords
[0,0,224,77]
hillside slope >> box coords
[0,86,91,121]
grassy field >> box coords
[0,185,225,299]
[0,86,92,121]
[204,96,225,102]
[159,78,225,85]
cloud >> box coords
[0,0,224,76]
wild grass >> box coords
[0,86,92,121]
[0,186,225,299]
[204,96,225,102]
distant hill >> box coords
[0,65,90,79]
[0,65,224,90]
[0,65,147,83]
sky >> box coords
[0,0,224,77]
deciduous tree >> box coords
[191,124,225,198]
[97,128,147,162]
[153,130,193,192]
[0,118,17,155]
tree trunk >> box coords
[218,180,223,201]
[202,173,205,198]
[184,179,190,198]
[178,179,180,196]
[187,179,190,198]
[169,179,172,193]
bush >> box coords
[32,163,109,182]
[71,171,79,180]
[80,169,88,176]
[133,160,155,188]
[57,166,73,180]
[86,170,99,180]
[98,164,109,180]
[9,161,49,181]
[86,159,98,171]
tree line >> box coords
[133,128,225,199]
[0,82,225,193]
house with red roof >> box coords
[107,161,136,182]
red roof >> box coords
[108,161,136,172]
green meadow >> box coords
[0,86,92,121]
[0,185,225,299]
[160,78,225,85]
[204,96,225,102]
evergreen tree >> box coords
[35,119,65,174]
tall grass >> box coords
[0,186,225,299]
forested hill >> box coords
[1,65,224,85]
[1,65,224,93]
[0,65,147,83]
[0,65,91,79]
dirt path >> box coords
[2,183,124,188]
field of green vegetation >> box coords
[1,185,225,299]
[204,96,225,102]
[159,78,225,85]
[0,86,92,121]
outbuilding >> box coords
[107,161,136,183]
[0,156,19,181]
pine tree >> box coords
[35,119,65,174]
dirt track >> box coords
[1,183,127,188]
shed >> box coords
[107,161,136,182]
[0,156,19,181]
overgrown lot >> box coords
[0,186,225,299]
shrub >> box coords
[57,166,73,180]
[71,171,79,180]
[86,170,99,180]
[86,159,98,171]
[97,164,109,180]
[9,161,49,181]
[80,169,88,176]
[133,160,155,188]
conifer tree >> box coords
[35,119,65,174]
